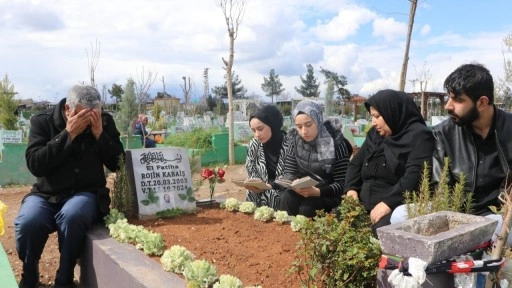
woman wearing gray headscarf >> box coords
[279,100,353,217]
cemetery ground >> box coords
[0,164,302,288]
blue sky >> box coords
[1,0,511,103]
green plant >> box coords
[290,197,381,288]
[140,188,159,206]
[404,158,472,219]
[253,206,274,222]
[238,201,256,214]
[179,187,197,203]
[183,259,218,288]
[223,198,240,211]
[164,128,216,149]
[103,208,126,226]
[156,208,189,218]
[111,156,134,217]
[213,275,243,288]
[273,211,289,224]
[160,245,195,273]
[106,217,164,256]
[290,215,309,232]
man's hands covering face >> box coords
[66,108,103,140]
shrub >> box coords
[164,128,216,150]
[111,156,134,217]
[404,158,472,218]
[290,197,381,287]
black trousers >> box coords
[279,189,340,217]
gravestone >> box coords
[126,148,195,220]
[216,116,225,126]
[1,130,23,143]
[233,122,253,141]
[283,116,292,129]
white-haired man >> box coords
[15,85,125,287]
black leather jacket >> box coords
[432,107,512,214]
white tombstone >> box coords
[127,148,195,219]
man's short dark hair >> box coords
[443,63,494,104]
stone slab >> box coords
[75,225,186,288]
[377,211,498,264]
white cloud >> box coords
[312,5,375,41]
[420,24,431,36]
[372,17,407,42]
[0,0,511,103]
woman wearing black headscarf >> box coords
[278,100,353,217]
[344,89,435,236]
[245,105,290,210]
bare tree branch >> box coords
[86,39,100,88]
[217,0,247,165]
[135,67,158,114]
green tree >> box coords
[211,72,247,99]
[324,79,335,116]
[114,78,138,135]
[206,95,217,112]
[0,74,19,130]
[295,64,320,98]
[108,83,124,104]
[261,69,285,103]
[320,68,351,100]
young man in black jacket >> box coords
[391,63,512,244]
[15,85,125,287]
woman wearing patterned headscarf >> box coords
[278,100,353,217]
[245,105,290,210]
[344,89,435,236]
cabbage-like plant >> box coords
[160,245,195,273]
[273,210,289,224]
[183,259,218,288]
[238,201,256,214]
[254,206,274,222]
[290,215,309,232]
[224,198,240,212]
[104,208,126,225]
[212,274,243,288]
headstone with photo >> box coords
[126,147,195,220]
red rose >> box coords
[217,168,225,180]
[201,168,214,180]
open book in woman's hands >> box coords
[231,178,271,190]
[274,176,319,189]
